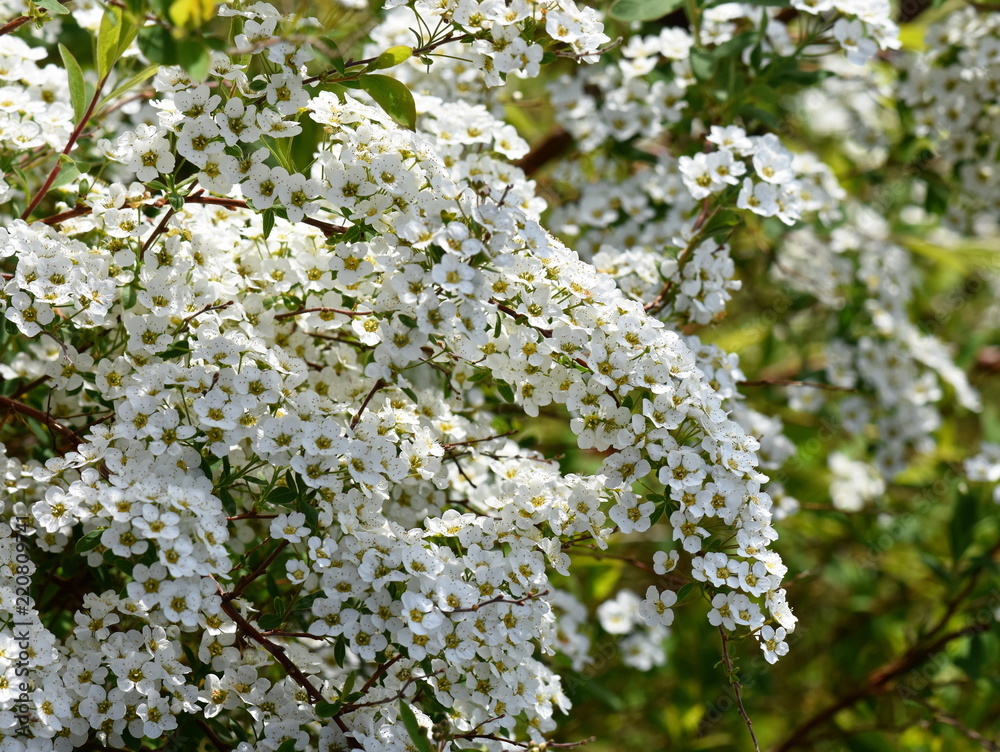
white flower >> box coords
[270,512,309,543]
[758,625,789,663]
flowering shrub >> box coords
[0,0,998,750]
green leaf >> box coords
[51,155,81,191]
[398,702,432,752]
[316,700,342,718]
[218,487,237,516]
[496,382,515,403]
[155,339,191,359]
[708,0,786,5]
[99,64,160,111]
[258,613,283,630]
[36,0,70,14]
[58,46,85,123]
[138,25,179,65]
[609,0,683,21]
[122,283,138,310]
[75,529,105,553]
[267,486,298,507]
[374,45,412,69]
[342,671,356,698]
[299,498,319,529]
[97,6,124,79]
[359,74,416,130]
[690,48,717,82]
[262,208,275,239]
[120,728,143,752]
[949,492,977,561]
[334,636,347,667]
[676,582,696,602]
[178,38,211,80]
[275,740,297,752]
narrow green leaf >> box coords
[334,636,347,667]
[690,48,717,82]
[216,488,235,516]
[122,284,138,310]
[496,382,515,403]
[949,492,977,561]
[138,25,179,65]
[316,700,342,718]
[262,208,275,239]
[374,45,412,70]
[75,529,105,553]
[359,74,416,130]
[51,155,81,191]
[178,38,211,80]
[398,703,432,752]
[99,64,159,111]
[610,0,684,22]
[97,6,124,79]
[258,613,283,630]
[342,671,356,698]
[37,0,70,14]
[676,582,696,602]
[266,486,298,507]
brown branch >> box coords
[772,624,989,752]
[491,300,554,337]
[515,128,574,177]
[719,626,761,752]
[213,578,325,704]
[181,300,235,329]
[194,718,229,752]
[140,188,203,261]
[0,15,31,38]
[337,667,446,714]
[225,539,289,602]
[351,378,386,430]
[450,589,549,614]
[0,395,82,447]
[22,72,110,221]
[274,306,374,321]
[183,195,348,236]
[358,653,403,697]
[738,379,856,392]
[441,430,518,451]
[38,194,347,236]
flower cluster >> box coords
[0,3,801,747]
[4,0,996,749]
[901,6,1000,233]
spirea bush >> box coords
[0,0,998,750]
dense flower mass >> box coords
[0,0,997,750]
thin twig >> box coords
[212,578,325,704]
[719,626,761,752]
[0,15,31,38]
[21,72,110,220]
[450,589,549,614]
[351,378,386,429]
[738,379,856,392]
[274,306,374,321]
[225,539,289,601]
[0,395,82,447]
